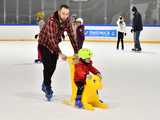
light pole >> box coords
[41,0,45,11]
[16,0,19,24]
[66,0,70,5]
[3,0,6,24]
[104,0,107,24]
[54,0,57,11]
[156,0,160,24]
[79,2,82,17]
[29,0,32,24]
[71,0,88,17]
[129,0,134,25]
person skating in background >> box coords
[38,5,79,101]
[116,16,126,50]
[34,11,45,63]
[74,48,101,108]
[75,18,85,49]
[131,6,143,52]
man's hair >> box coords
[59,4,70,10]
[132,6,137,12]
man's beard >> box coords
[59,16,67,23]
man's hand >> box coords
[59,53,67,61]
[73,53,79,59]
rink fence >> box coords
[0,24,160,43]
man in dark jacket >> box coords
[131,6,143,52]
[38,4,79,101]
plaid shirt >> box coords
[38,11,79,55]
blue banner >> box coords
[85,29,117,37]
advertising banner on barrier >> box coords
[84,25,118,41]
[0,25,160,43]
[84,29,117,37]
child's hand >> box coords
[59,53,67,61]
[72,57,79,64]
[131,29,134,33]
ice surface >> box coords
[0,41,159,120]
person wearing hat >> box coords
[75,18,85,49]
[73,48,101,108]
[131,6,143,52]
[34,11,45,63]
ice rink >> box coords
[0,41,159,120]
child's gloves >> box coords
[86,74,92,80]
[131,29,134,33]
[96,73,102,79]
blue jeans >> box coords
[133,31,141,49]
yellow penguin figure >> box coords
[64,56,109,110]
[67,56,77,104]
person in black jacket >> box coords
[131,6,143,52]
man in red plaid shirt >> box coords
[38,5,79,101]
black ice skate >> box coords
[34,59,42,64]
[132,48,142,53]
[42,84,53,101]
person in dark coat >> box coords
[131,6,143,52]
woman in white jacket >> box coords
[116,16,126,50]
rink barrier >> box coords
[0,24,160,44]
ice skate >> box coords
[42,84,53,101]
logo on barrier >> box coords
[85,30,117,37]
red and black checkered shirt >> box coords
[38,11,79,55]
